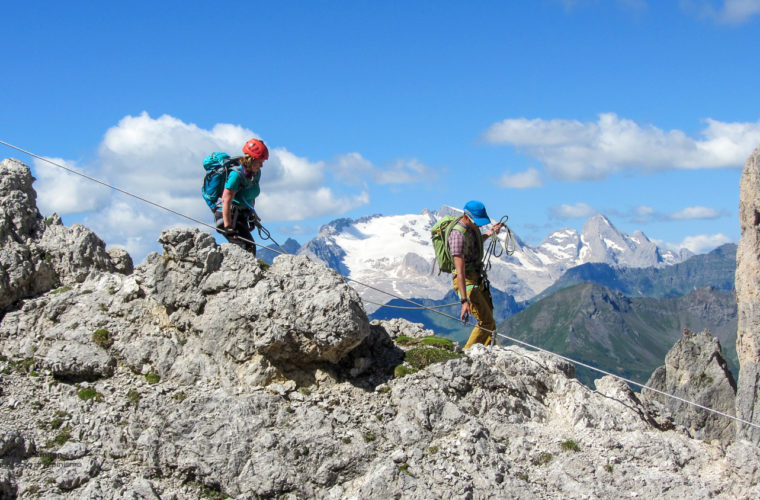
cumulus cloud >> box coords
[32,157,110,216]
[484,113,760,180]
[549,202,598,219]
[496,167,543,188]
[667,206,727,220]
[673,233,734,253]
[37,112,371,263]
[257,189,369,221]
[330,153,437,186]
[681,0,760,23]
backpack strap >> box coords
[447,217,484,275]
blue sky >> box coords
[2,0,759,264]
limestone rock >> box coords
[0,159,123,313]
[736,143,760,443]
[641,329,737,443]
[3,154,760,498]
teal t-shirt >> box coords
[224,168,261,209]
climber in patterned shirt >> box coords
[449,200,504,349]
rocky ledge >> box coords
[1,157,759,499]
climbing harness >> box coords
[2,137,758,433]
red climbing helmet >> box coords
[242,138,269,160]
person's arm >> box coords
[454,254,470,321]
[221,188,236,235]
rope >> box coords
[346,275,760,431]
[0,139,287,257]
[3,139,757,432]
[363,298,461,310]
[484,215,515,272]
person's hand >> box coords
[460,300,471,324]
[224,226,238,238]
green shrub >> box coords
[145,373,160,384]
[532,452,553,466]
[173,391,187,402]
[51,286,72,295]
[92,328,113,349]
[39,453,55,467]
[421,336,455,350]
[427,445,439,455]
[405,347,463,370]
[394,365,418,378]
[604,464,613,473]
[342,437,352,444]
[77,387,101,402]
[127,389,140,405]
[53,428,71,446]
[11,358,36,374]
[561,439,580,452]
[394,335,417,345]
[363,432,377,442]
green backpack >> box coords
[431,215,467,273]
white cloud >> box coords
[34,112,372,263]
[331,152,375,186]
[375,158,436,185]
[330,153,437,186]
[549,202,598,219]
[496,167,543,188]
[668,206,726,220]
[484,113,760,180]
[673,233,734,253]
[681,0,760,23]
[32,157,110,216]
[257,189,369,221]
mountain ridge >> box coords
[293,207,693,309]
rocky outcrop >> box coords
[641,329,737,443]
[2,156,760,498]
[736,144,760,443]
[0,226,370,388]
[0,159,131,314]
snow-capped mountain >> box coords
[298,207,693,310]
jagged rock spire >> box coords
[736,144,760,443]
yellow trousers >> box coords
[453,271,495,349]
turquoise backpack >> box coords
[201,152,243,211]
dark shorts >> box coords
[214,207,256,256]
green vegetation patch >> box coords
[404,346,463,370]
[50,286,73,295]
[363,432,377,443]
[561,439,580,452]
[145,373,160,384]
[77,387,102,402]
[395,335,455,350]
[394,365,418,378]
[127,389,141,405]
[11,358,36,374]
[53,428,71,446]
[92,328,113,349]
[532,452,553,466]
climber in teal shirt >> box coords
[214,138,268,256]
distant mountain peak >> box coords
[297,209,691,306]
